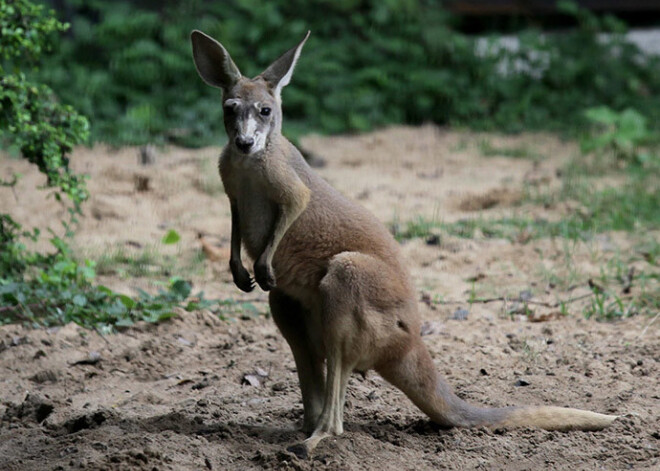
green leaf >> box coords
[72,294,87,307]
[584,106,619,126]
[169,278,191,300]
[118,294,136,309]
[114,317,135,327]
[80,265,96,281]
[97,285,114,295]
[162,229,180,245]
[156,311,177,322]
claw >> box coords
[230,261,255,292]
[254,261,276,291]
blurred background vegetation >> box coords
[30,0,660,146]
[1,0,658,328]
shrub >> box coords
[1,0,216,331]
[1,0,89,212]
[34,0,660,146]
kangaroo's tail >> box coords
[376,339,617,431]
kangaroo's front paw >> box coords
[254,261,276,291]
[230,260,255,292]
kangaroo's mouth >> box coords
[235,136,254,154]
[236,144,252,154]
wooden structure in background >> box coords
[446,1,660,14]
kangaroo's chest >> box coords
[236,177,277,259]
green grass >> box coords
[397,171,659,244]
[92,245,205,280]
[585,245,659,320]
[478,139,543,161]
[395,141,659,322]
[535,239,583,291]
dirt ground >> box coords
[1,126,658,470]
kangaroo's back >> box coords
[270,138,409,295]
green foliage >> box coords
[0,214,40,278]
[1,76,90,210]
[0,1,227,332]
[584,288,629,321]
[0,0,66,61]
[395,175,660,243]
[583,257,659,321]
[162,229,181,245]
[93,244,205,280]
[478,139,542,160]
[1,0,90,212]
[0,235,216,332]
[1,219,223,332]
[581,106,659,167]
[33,0,660,146]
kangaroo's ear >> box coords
[191,30,242,90]
[261,31,310,97]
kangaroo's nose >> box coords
[235,136,254,153]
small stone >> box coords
[33,349,47,359]
[271,382,286,392]
[71,351,101,366]
[30,369,58,384]
[425,234,441,246]
[11,336,28,347]
[242,374,261,387]
[452,308,469,321]
[192,378,209,390]
[514,379,530,387]
[420,321,443,336]
[254,367,268,377]
[177,337,193,347]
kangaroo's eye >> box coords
[260,107,271,117]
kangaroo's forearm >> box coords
[253,181,310,291]
[260,168,311,262]
[229,199,242,266]
[229,199,254,292]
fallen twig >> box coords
[428,292,594,309]
[93,326,111,345]
[637,312,659,340]
[231,297,269,304]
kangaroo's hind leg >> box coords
[269,289,325,433]
[290,251,414,458]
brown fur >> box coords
[190,30,618,457]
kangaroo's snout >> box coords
[235,135,255,153]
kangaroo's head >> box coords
[191,30,309,155]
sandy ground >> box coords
[1,125,658,470]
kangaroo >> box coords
[190,30,617,458]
